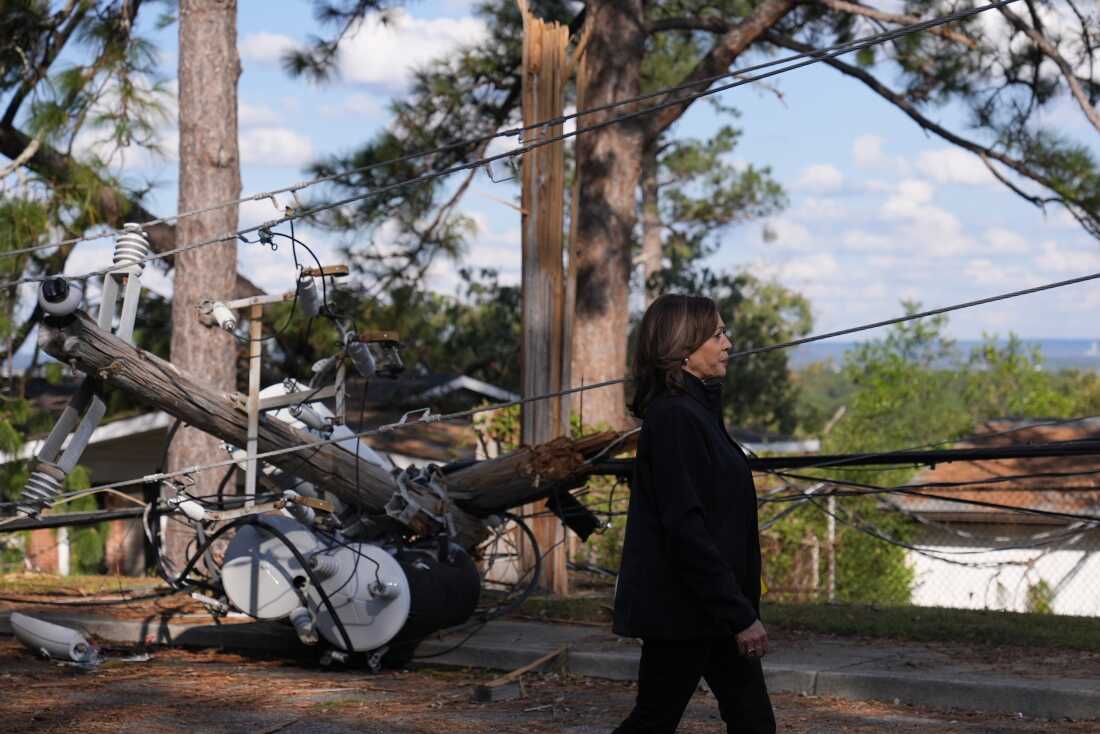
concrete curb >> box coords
[414,638,1100,720]
[3,611,1096,720]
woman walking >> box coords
[612,294,775,733]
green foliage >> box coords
[1025,579,1056,615]
[652,125,786,274]
[768,306,1100,607]
[264,267,522,390]
[791,362,853,436]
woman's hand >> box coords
[735,620,769,658]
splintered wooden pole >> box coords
[38,312,637,552]
[38,311,486,548]
[518,2,571,595]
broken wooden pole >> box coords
[39,311,485,547]
[518,1,571,595]
[38,312,637,551]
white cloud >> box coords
[983,227,1028,254]
[791,197,849,222]
[964,258,1028,287]
[240,101,280,127]
[842,229,890,251]
[794,164,844,192]
[852,134,886,168]
[329,93,384,118]
[880,179,975,256]
[1035,240,1100,274]
[916,148,994,186]
[239,32,299,64]
[338,10,488,91]
[762,218,813,250]
[781,253,839,281]
[239,127,315,167]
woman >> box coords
[612,294,775,734]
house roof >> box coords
[893,419,1100,524]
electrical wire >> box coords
[766,470,1100,525]
[0,0,1018,263]
[410,511,545,660]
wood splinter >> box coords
[471,645,569,703]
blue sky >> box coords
[58,1,1100,345]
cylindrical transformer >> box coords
[220,517,482,658]
[297,276,322,317]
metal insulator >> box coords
[298,276,322,317]
[113,223,151,273]
[20,470,64,514]
[289,403,332,437]
[347,340,377,378]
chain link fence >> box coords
[558,465,1100,619]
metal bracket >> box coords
[20,232,147,515]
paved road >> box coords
[0,640,1091,733]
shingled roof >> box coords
[893,419,1100,524]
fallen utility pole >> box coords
[590,440,1100,477]
[39,312,632,549]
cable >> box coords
[0,0,1018,263]
[0,588,181,606]
[805,494,1096,569]
[767,470,1100,525]
[760,465,1100,499]
[247,516,356,654]
[411,511,544,660]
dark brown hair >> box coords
[630,294,720,418]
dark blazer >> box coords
[613,372,762,639]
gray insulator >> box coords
[298,276,322,317]
[347,340,377,378]
[289,606,318,645]
[11,612,97,663]
[289,403,331,436]
[20,470,64,513]
[113,223,151,273]
[308,553,342,580]
[283,490,317,526]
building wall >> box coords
[908,524,1100,617]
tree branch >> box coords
[643,0,798,141]
[819,0,978,49]
[1,0,88,128]
[0,128,43,179]
[646,16,732,34]
[765,31,1099,237]
[997,4,1100,135]
[0,123,264,297]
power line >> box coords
[0,0,1016,262]
[0,1,1021,290]
[8,265,1100,517]
[770,470,1100,525]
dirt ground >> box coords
[0,639,1093,734]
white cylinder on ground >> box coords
[11,612,96,663]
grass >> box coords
[0,572,162,596]
[518,594,1100,652]
[762,601,1100,652]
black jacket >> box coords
[612,373,762,639]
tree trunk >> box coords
[166,0,242,564]
[570,0,647,430]
[640,140,662,306]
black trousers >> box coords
[613,637,776,734]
